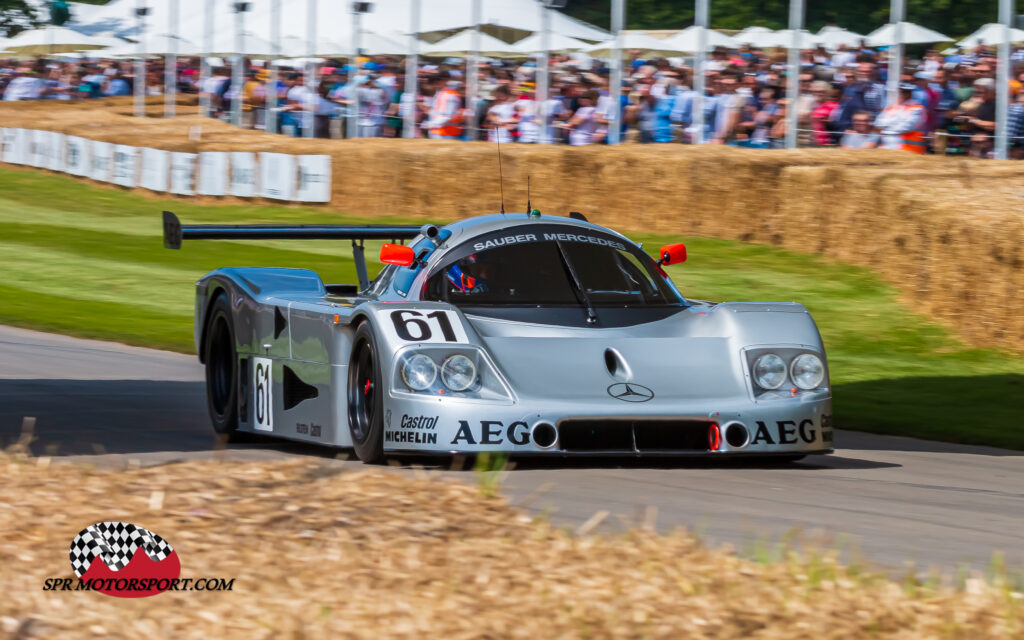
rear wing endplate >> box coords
[162,211,424,291]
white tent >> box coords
[421,30,519,57]
[733,26,775,47]
[279,32,408,57]
[2,25,119,54]
[816,26,864,49]
[659,25,737,52]
[102,33,200,57]
[865,22,950,46]
[957,23,1024,48]
[72,0,608,47]
[733,28,819,49]
[199,31,277,58]
[511,32,591,54]
[586,32,691,58]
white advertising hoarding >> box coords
[140,148,169,192]
[230,151,257,198]
[1,128,20,165]
[296,155,331,203]
[259,152,295,201]
[170,152,197,195]
[28,129,45,168]
[198,151,228,196]
[90,140,113,182]
[65,136,90,176]
[111,145,137,187]
[45,132,65,172]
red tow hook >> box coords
[364,379,372,395]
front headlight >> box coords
[752,353,787,390]
[790,353,825,390]
[393,347,513,402]
[441,354,477,391]
[401,353,437,391]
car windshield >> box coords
[426,226,683,307]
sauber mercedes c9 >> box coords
[163,209,833,463]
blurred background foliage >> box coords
[561,0,1008,40]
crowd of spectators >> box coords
[3,37,1024,157]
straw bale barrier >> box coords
[2,451,1022,638]
[2,99,1022,349]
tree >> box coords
[561,0,1010,40]
[0,0,38,37]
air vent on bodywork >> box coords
[274,306,288,339]
[558,420,713,452]
[604,348,631,381]
[283,365,318,410]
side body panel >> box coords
[194,268,367,447]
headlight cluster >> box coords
[751,352,825,391]
[401,353,478,392]
[394,347,513,402]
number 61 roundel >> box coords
[378,309,469,344]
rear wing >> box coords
[162,211,424,291]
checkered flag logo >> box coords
[69,521,174,578]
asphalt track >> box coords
[2,324,1022,575]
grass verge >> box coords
[0,168,1021,447]
[2,452,1022,639]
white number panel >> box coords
[253,357,274,431]
[376,309,470,344]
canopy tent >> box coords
[735,28,819,49]
[815,25,864,49]
[865,22,950,46]
[101,33,200,57]
[199,31,277,58]
[420,30,520,58]
[585,32,691,58]
[511,32,592,54]
[2,25,119,54]
[278,32,408,58]
[72,0,608,47]
[732,26,776,47]
[957,23,1024,48]
[659,25,737,52]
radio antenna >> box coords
[526,175,531,214]
[496,131,506,214]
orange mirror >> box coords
[380,243,416,267]
[658,243,687,266]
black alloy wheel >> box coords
[347,322,384,463]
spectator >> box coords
[565,89,600,145]
[809,81,840,145]
[963,77,997,157]
[486,84,516,143]
[3,68,45,101]
[874,83,926,153]
[426,74,463,140]
[840,111,880,148]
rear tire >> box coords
[203,294,240,437]
[347,322,385,464]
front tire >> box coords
[203,294,240,437]
[347,322,385,464]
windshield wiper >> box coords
[554,241,599,325]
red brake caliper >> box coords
[363,379,372,396]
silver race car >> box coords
[163,210,833,463]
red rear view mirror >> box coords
[380,243,416,267]
[658,243,687,266]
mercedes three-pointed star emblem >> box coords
[607,382,655,402]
